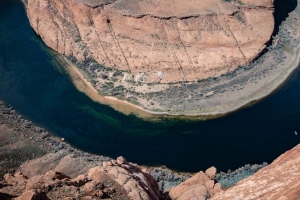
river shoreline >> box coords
[21,0,300,120]
[0,101,193,191]
[0,101,268,192]
[0,100,298,198]
[51,2,300,119]
[60,45,300,120]
[59,56,227,120]
[46,1,300,119]
[1,0,299,197]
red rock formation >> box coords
[169,144,300,200]
[0,157,161,200]
[211,144,300,200]
[26,0,274,83]
[168,166,221,200]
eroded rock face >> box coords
[0,157,161,200]
[93,157,161,200]
[168,166,221,200]
[27,0,274,83]
[169,143,300,200]
[210,144,300,200]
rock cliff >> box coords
[22,0,283,116]
[168,143,300,200]
[27,0,274,83]
[210,143,300,200]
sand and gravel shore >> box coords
[61,44,300,120]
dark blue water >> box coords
[0,0,299,172]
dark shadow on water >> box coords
[273,0,298,36]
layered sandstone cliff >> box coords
[27,0,274,83]
[22,0,280,116]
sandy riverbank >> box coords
[60,56,231,120]
[52,2,300,120]
[60,46,300,119]
[59,56,165,120]
[21,0,300,119]
[58,31,300,119]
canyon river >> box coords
[0,0,299,172]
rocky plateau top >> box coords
[27,0,274,83]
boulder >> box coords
[205,166,217,179]
[169,167,218,200]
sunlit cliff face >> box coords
[27,0,274,83]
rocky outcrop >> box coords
[168,143,300,200]
[3,100,300,200]
[99,157,161,200]
[215,162,268,189]
[210,143,300,200]
[0,170,129,199]
[0,156,161,200]
[0,102,162,199]
[150,167,191,193]
[1,100,198,200]
[168,166,221,200]
[26,0,274,83]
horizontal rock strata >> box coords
[23,0,292,116]
[27,0,274,83]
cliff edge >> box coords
[168,143,300,200]
[210,143,300,200]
